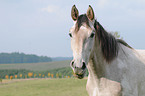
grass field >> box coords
[0,60,71,71]
[0,78,88,96]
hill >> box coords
[0,60,71,71]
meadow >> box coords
[0,60,71,71]
[0,78,88,96]
[0,60,73,79]
[0,60,89,96]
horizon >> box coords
[0,51,72,58]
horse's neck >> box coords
[88,43,144,82]
[88,42,106,80]
[87,42,123,82]
[87,45,107,89]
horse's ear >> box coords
[87,5,95,21]
[71,5,79,21]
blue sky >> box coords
[0,0,145,57]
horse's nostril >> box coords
[82,62,86,70]
[70,60,75,68]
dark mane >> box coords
[94,21,119,63]
[75,14,90,31]
[94,21,132,63]
[117,39,132,49]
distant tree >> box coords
[0,52,52,64]
[111,31,123,39]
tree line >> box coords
[0,52,52,64]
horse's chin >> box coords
[75,74,85,79]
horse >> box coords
[69,5,145,96]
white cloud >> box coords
[40,4,70,26]
[41,5,59,13]
[97,0,109,9]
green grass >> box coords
[0,60,71,71]
[0,78,88,96]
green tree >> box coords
[111,31,123,39]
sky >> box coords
[0,0,145,57]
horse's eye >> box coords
[90,33,95,38]
[69,33,72,37]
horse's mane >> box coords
[94,21,132,63]
[117,39,132,49]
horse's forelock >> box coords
[75,14,90,32]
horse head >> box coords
[69,5,96,79]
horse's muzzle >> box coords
[70,60,86,79]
